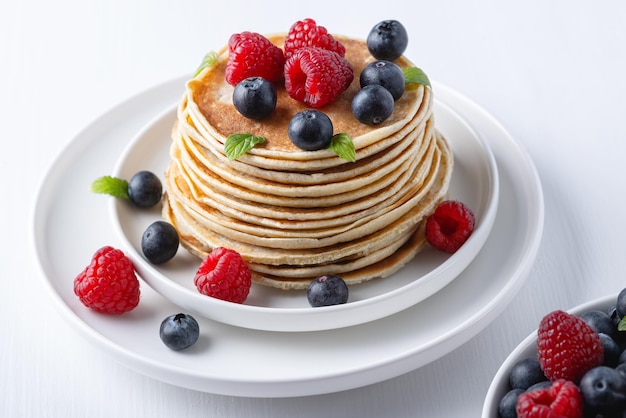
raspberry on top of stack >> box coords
[162,18,455,290]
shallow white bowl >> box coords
[109,93,499,332]
[481,294,618,418]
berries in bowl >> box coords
[482,291,626,418]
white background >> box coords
[3,0,626,416]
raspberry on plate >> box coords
[425,200,475,253]
[194,247,251,304]
[537,310,604,383]
[225,32,285,86]
[284,47,353,108]
[284,18,346,59]
[73,246,140,314]
[516,379,583,418]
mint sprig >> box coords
[90,176,129,199]
[329,133,356,162]
[618,316,626,332]
[403,67,431,90]
[224,133,266,160]
[194,51,218,77]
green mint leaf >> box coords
[90,176,129,199]
[224,133,266,160]
[194,51,218,77]
[618,316,626,332]
[403,67,431,89]
[329,133,356,162]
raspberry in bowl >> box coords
[481,291,626,418]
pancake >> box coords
[162,33,454,290]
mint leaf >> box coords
[194,51,218,77]
[224,133,266,160]
[403,67,431,89]
[90,176,129,199]
[618,316,626,332]
[329,133,356,162]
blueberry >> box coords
[581,309,617,339]
[600,333,621,367]
[288,110,333,151]
[232,77,277,120]
[580,366,626,414]
[307,275,349,307]
[509,357,548,390]
[360,61,405,100]
[141,221,179,264]
[526,380,552,392]
[367,20,409,61]
[616,288,626,318]
[498,388,523,418]
[159,313,200,351]
[352,84,394,125]
[128,170,163,208]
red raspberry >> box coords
[516,379,583,418]
[284,47,353,108]
[284,18,346,59]
[225,32,285,86]
[194,247,251,304]
[73,246,140,314]
[537,310,603,383]
[425,200,475,253]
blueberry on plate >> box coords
[307,275,349,307]
[360,60,405,100]
[288,109,333,151]
[232,77,277,120]
[141,220,179,264]
[128,170,163,208]
[366,19,409,61]
[159,313,200,351]
[352,84,394,125]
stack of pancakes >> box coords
[162,35,453,290]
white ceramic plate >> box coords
[481,294,616,418]
[109,93,499,332]
[33,77,543,397]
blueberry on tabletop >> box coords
[128,170,163,208]
[351,84,394,125]
[360,60,405,100]
[232,77,277,120]
[159,313,200,351]
[288,110,334,151]
[141,221,179,264]
[307,275,349,307]
[366,19,408,61]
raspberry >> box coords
[425,200,475,253]
[284,47,353,108]
[225,32,285,86]
[284,18,346,59]
[537,310,604,383]
[516,379,583,418]
[73,246,140,314]
[194,247,251,304]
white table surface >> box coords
[3,0,626,416]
